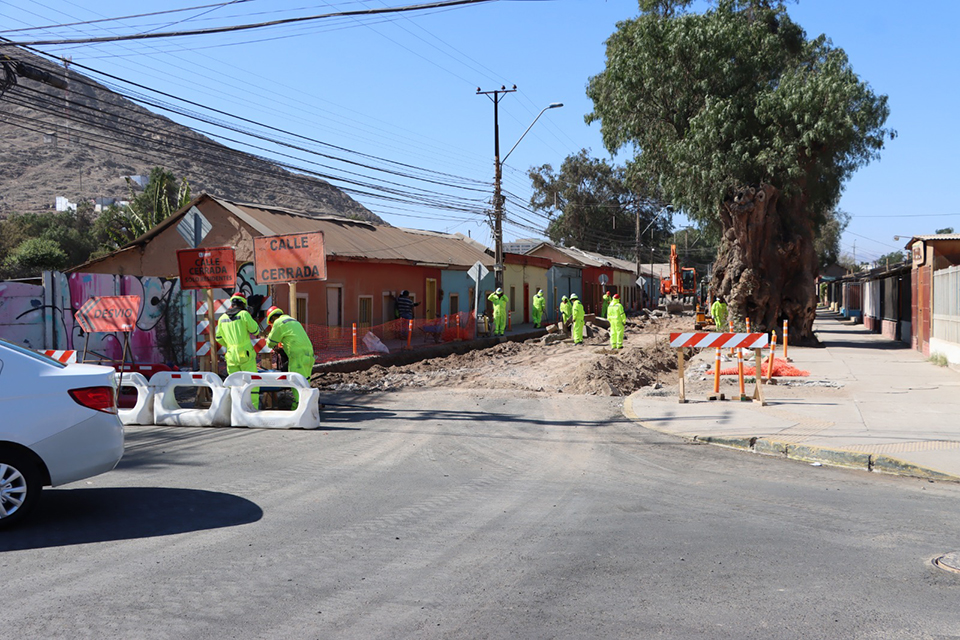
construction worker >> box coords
[487,288,508,336]
[532,288,545,328]
[711,295,728,332]
[607,292,626,350]
[265,306,314,410]
[601,290,612,318]
[560,295,571,329]
[570,293,585,345]
[216,293,260,409]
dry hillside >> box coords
[0,48,382,223]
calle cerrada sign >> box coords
[176,246,237,290]
[75,296,141,333]
[253,232,326,285]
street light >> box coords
[477,86,562,289]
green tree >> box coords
[2,237,69,278]
[876,250,908,266]
[935,227,954,235]
[585,0,893,338]
[814,209,850,271]
[101,167,191,247]
[527,149,672,259]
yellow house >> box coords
[501,253,552,324]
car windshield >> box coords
[0,338,67,369]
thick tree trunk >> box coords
[711,183,818,342]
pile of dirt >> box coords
[312,318,682,397]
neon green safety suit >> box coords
[560,298,571,325]
[571,298,585,344]
[711,300,728,332]
[601,292,612,319]
[266,314,314,410]
[532,290,545,328]
[607,298,626,349]
[216,307,260,409]
[487,292,508,336]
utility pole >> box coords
[477,85,516,290]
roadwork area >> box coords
[312,313,686,396]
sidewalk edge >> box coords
[623,392,960,483]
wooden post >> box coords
[206,288,217,373]
[677,348,687,403]
[288,281,298,321]
[752,348,766,405]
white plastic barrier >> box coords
[223,371,320,430]
[114,372,155,426]
[150,371,231,428]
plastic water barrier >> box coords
[223,371,320,430]
[113,372,154,426]
[150,371,232,428]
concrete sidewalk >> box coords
[624,309,960,481]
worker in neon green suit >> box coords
[487,288,508,336]
[606,292,626,350]
[265,305,315,410]
[560,295,571,331]
[711,295,728,332]
[532,288,545,328]
[601,290,612,318]
[216,293,260,409]
[570,293,585,345]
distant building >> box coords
[55,196,77,212]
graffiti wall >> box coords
[0,264,270,366]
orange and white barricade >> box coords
[670,332,769,405]
[40,350,78,364]
[150,371,231,427]
[223,371,320,430]
[114,372,155,426]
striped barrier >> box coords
[195,297,273,357]
[670,332,768,405]
[40,350,78,364]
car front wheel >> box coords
[0,452,41,529]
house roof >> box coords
[901,234,960,248]
[73,194,495,272]
[525,241,637,272]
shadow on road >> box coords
[0,487,262,552]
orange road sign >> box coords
[176,246,237,290]
[76,295,141,333]
[254,232,326,284]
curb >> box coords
[623,393,960,483]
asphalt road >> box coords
[3,388,960,639]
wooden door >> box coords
[425,278,437,320]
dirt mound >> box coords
[565,339,676,396]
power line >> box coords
[4,0,500,46]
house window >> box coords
[359,296,373,329]
[449,293,459,316]
[296,293,308,325]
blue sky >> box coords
[2,0,957,265]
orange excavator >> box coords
[660,244,697,314]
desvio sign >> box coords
[75,296,141,333]
[176,246,237,290]
[253,232,326,285]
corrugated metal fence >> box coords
[933,265,960,343]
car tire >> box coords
[0,451,42,529]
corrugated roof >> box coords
[526,242,638,272]
[902,234,960,248]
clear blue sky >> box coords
[2,0,958,265]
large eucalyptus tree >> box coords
[586,0,894,338]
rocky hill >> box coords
[0,48,382,223]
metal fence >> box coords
[933,265,960,344]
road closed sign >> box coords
[176,246,237,290]
[75,296,141,333]
[254,232,326,284]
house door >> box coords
[523,283,529,324]
[425,278,437,320]
[326,286,342,327]
[383,292,394,324]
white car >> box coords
[0,339,124,528]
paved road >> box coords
[3,388,960,639]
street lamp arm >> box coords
[501,102,562,166]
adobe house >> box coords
[904,234,960,358]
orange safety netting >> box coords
[297,311,478,365]
[716,357,809,377]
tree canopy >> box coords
[527,149,672,259]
